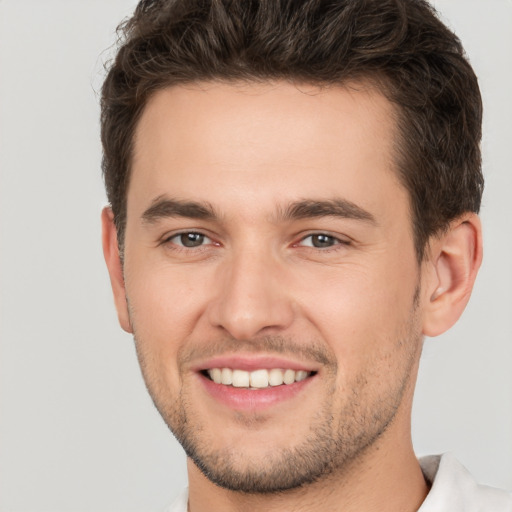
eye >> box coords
[298,233,343,248]
[167,232,212,248]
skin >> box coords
[102,81,482,512]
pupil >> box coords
[313,234,333,248]
[181,233,204,247]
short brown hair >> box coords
[101,0,483,260]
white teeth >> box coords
[206,368,312,388]
[250,369,269,388]
[283,369,296,385]
[268,368,284,386]
[232,369,250,388]
[221,368,233,385]
[295,370,308,382]
[210,368,222,384]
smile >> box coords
[205,368,313,389]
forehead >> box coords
[129,80,406,223]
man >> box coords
[100,0,512,510]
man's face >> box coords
[117,81,427,491]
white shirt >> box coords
[418,453,512,511]
[164,453,512,511]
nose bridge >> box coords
[208,241,294,340]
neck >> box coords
[186,426,429,512]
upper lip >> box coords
[191,354,319,373]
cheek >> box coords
[124,260,214,363]
[295,258,419,361]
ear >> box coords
[422,213,483,337]
[101,207,133,333]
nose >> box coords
[207,248,295,340]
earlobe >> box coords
[101,207,133,333]
[422,214,483,337]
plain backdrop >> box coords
[0,1,511,511]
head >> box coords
[101,0,483,496]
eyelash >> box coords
[296,233,350,250]
[161,231,350,253]
[161,231,215,250]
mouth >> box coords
[202,367,316,389]
[194,355,319,411]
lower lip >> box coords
[198,373,315,411]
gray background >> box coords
[0,1,511,510]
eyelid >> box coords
[294,231,351,248]
[158,229,350,250]
[160,229,216,247]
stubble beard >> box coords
[132,297,423,494]
[172,372,414,494]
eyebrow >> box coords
[141,196,217,223]
[141,196,376,225]
[277,199,377,224]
